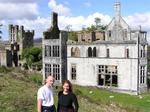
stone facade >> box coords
[67,1,147,95]
[42,2,148,95]
[42,12,67,84]
[0,25,34,67]
[77,31,105,42]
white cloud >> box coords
[0,3,39,20]
[124,13,150,42]
[13,17,51,38]
[84,2,92,7]
[58,12,111,31]
[18,12,110,37]
[1,12,111,40]
[124,13,150,30]
[1,10,150,43]
[48,0,71,16]
[1,17,51,40]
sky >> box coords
[0,0,150,42]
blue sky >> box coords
[0,0,150,42]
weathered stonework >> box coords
[43,12,60,39]
[41,1,148,95]
[77,31,105,42]
[0,25,34,67]
[67,1,148,95]
[42,12,67,84]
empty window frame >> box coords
[106,48,110,58]
[140,66,145,84]
[45,64,51,78]
[75,47,80,57]
[88,47,92,57]
[98,65,118,87]
[71,47,75,57]
[125,48,129,58]
[141,45,146,58]
[108,30,111,37]
[53,46,59,57]
[71,64,76,80]
[93,47,96,57]
[45,45,51,57]
[53,64,60,80]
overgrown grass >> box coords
[73,86,150,112]
[1,68,150,112]
[0,68,42,112]
[0,66,13,73]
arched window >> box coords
[71,47,75,56]
[75,47,80,57]
[88,47,92,57]
[93,47,96,57]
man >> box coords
[37,75,55,112]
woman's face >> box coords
[63,83,69,92]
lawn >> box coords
[73,86,150,112]
[0,67,150,112]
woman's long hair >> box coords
[62,80,73,92]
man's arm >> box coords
[37,99,42,112]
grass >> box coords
[73,86,150,112]
[0,68,41,112]
[0,67,150,112]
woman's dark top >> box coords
[57,91,79,112]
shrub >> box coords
[28,73,42,85]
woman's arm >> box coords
[57,91,62,112]
[72,93,79,112]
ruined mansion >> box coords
[0,25,34,67]
[42,1,148,95]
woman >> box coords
[57,80,79,112]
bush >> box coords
[28,74,42,85]
[23,63,28,70]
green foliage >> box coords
[86,25,97,32]
[22,47,42,67]
[0,66,12,73]
[83,17,106,32]
[31,61,42,71]
[68,31,78,41]
[1,68,150,112]
[28,73,43,85]
[74,86,150,112]
[86,24,106,32]
[0,71,40,112]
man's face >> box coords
[46,76,54,87]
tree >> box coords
[65,25,72,32]
[86,25,97,32]
[81,17,106,33]
[65,25,78,41]
[94,17,101,28]
[22,47,42,69]
[94,17,106,31]
[68,31,78,41]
